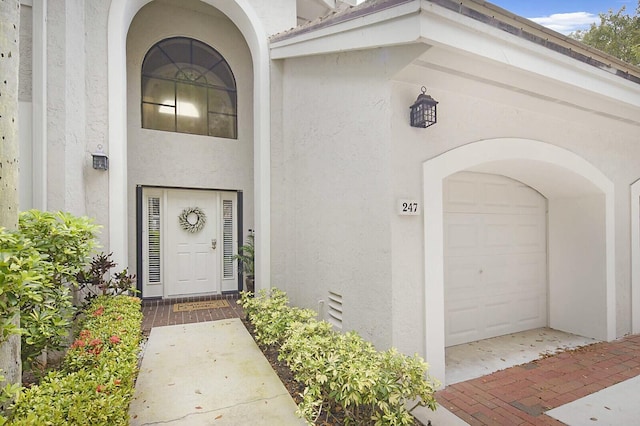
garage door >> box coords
[444,172,547,347]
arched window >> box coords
[141,37,237,139]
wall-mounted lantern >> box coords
[92,144,109,170]
[409,86,438,128]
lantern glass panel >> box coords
[409,89,438,128]
[92,155,109,170]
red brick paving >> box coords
[141,293,244,334]
[437,334,640,425]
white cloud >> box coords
[528,12,599,34]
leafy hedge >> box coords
[9,295,142,425]
[18,210,100,369]
[240,289,439,425]
[0,228,42,343]
[241,288,316,346]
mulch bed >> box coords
[241,318,427,426]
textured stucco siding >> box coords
[40,0,284,276]
[272,37,640,360]
[84,0,111,249]
[33,0,640,360]
[247,0,296,36]
[47,0,87,217]
[18,4,32,102]
[126,1,255,270]
[389,51,640,355]
[272,47,428,349]
[42,0,110,244]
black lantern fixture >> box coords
[92,144,109,170]
[409,86,438,128]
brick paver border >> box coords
[141,293,244,335]
[437,334,640,425]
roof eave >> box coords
[271,0,422,59]
[270,0,640,87]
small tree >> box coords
[571,1,640,66]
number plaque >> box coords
[397,199,420,216]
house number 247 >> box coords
[397,199,421,216]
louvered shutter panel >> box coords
[222,199,234,279]
[148,197,161,283]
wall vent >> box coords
[327,291,343,330]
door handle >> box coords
[211,239,217,250]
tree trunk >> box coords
[0,0,22,396]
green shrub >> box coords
[0,228,43,343]
[0,228,47,422]
[0,369,21,425]
[18,210,100,369]
[239,288,316,346]
[281,320,438,425]
[241,290,439,425]
[18,210,99,286]
[9,295,142,425]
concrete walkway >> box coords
[129,319,305,425]
[136,298,640,425]
[547,375,640,425]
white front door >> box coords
[444,172,548,346]
[141,188,239,298]
[166,189,220,297]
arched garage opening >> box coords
[423,138,615,385]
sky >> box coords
[488,0,636,34]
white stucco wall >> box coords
[36,0,110,245]
[272,31,640,385]
[84,1,111,247]
[246,0,296,36]
[18,102,33,211]
[34,0,284,273]
[272,48,405,348]
[18,5,33,211]
[549,195,607,340]
[272,44,428,348]
[33,0,640,374]
[390,51,637,381]
[390,45,640,349]
[18,1,48,213]
[19,4,32,103]
[46,0,88,216]
[125,1,255,271]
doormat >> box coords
[172,300,230,312]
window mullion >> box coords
[141,37,237,139]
